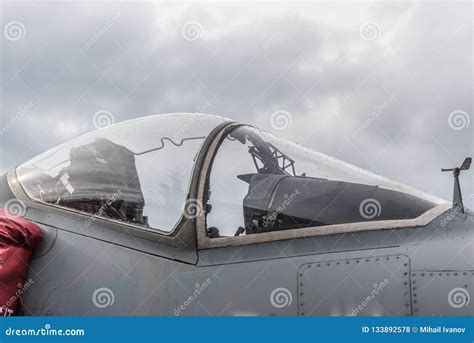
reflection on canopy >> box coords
[17,113,229,231]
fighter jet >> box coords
[0,113,472,316]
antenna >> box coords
[442,157,471,213]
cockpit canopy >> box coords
[16,113,446,237]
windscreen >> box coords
[17,113,229,232]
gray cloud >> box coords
[0,1,472,206]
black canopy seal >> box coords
[442,157,471,213]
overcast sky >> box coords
[0,1,472,207]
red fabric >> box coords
[0,209,42,316]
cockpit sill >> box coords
[197,203,453,249]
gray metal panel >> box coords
[0,172,15,206]
[404,212,473,271]
[31,224,57,259]
[298,255,411,316]
[412,271,474,316]
[195,245,408,316]
[24,207,198,264]
[197,230,403,266]
[22,228,197,316]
